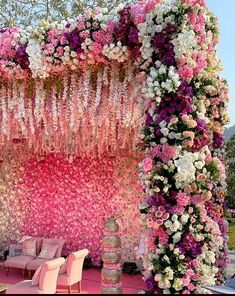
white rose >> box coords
[180,214,189,225]
[172,232,181,244]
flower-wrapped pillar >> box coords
[101,217,122,294]
[136,0,229,294]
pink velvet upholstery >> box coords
[4,255,35,269]
[6,257,65,294]
[57,249,88,288]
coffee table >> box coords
[0,283,9,293]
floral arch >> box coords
[0,0,229,294]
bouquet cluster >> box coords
[136,0,229,294]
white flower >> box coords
[103,43,129,62]
[172,30,199,60]
[174,151,206,189]
[180,214,189,225]
[143,63,181,101]
[164,220,172,229]
[160,127,169,137]
[172,278,184,291]
[160,137,168,144]
[26,38,50,78]
[172,232,181,244]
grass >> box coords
[227,218,235,250]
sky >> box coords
[206,0,235,127]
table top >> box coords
[0,283,9,292]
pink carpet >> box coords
[0,267,145,294]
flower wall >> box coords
[0,153,143,265]
[0,0,230,294]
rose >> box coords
[142,157,153,173]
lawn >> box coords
[227,218,235,250]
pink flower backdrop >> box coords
[0,153,144,265]
[0,0,230,294]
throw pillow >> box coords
[22,239,37,257]
[31,265,43,287]
[37,243,58,260]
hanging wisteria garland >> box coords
[0,64,145,159]
[0,0,230,294]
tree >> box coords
[0,0,138,28]
[226,134,235,209]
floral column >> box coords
[136,0,229,294]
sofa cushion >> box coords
[6,280,42,294]
[22,239,37,257]
[42,238,65,258]
[37,243,58,260]
[4,255,35,269]
[26,258,51,271]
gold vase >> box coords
[103,236,121,248]
[101,268,122,284]
[102,252,121,264]
[104,216,119,232]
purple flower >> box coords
[148,196,158,207]
[178,81,194,97]
[64,29,84,52]
[146,114,153,126]
[128,26,139,45]
[15,44,29,69]
[213,132,224,149]
[156,129,162,136]
[196,119,206,133]
[153,33,166,48]
[146,277,154,290]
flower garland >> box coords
[0,64,145,159]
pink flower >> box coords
[183,278,190,286]
[178,64,194,81]
[142,157,153,173]
[188,283,196,291]
[144,0,160,13]
[152,144,177,163]
[182,290,190,294]
[156,227,169,247]
[177,192,190,207]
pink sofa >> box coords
[27,238,66,274]
[4,237,66,277]
[6,257,65,294]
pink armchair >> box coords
[57,249,89,294]
[5,257,65,294]
[26,238,66,276]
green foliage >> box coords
[0,0,138,27]
[226,135,235,209]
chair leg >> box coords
[78,281,81,293]
[5,267,9,276]
[68,285,71,294]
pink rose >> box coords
[142,157,153,173]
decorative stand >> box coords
[101,216,122,294]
